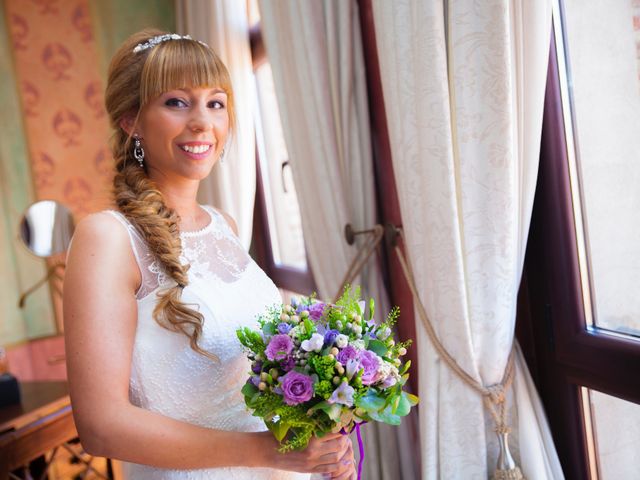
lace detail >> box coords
[148,260,169,287]
[179,207,250,284]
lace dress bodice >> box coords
[106,206,309,480]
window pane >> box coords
[563,1,640,338]
[587,388,640,479]
[253,62,308,270]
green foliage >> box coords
[236,327,265,355]
[314,380,334,400]
[382,306,401,329]
[308,355,336,381]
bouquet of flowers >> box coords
[236,286,418,471]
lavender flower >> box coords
[323,329,340,347]
[265,334,294,361]
[337,345,359,365]
[281,355,295,372]
[251,360,263,374]
[359,350,382,385]
[328,381,355,407]
[277,322,292,334]
[308,302,326,320]
[249,375,261,387]
[280,371,314,405]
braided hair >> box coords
[104,29,235,360]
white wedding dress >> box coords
[106,206,309,480]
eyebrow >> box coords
[171,87,226,95]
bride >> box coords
[63,29,355,479]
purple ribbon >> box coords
[341,422,365,480]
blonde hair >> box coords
[105,29,234,360]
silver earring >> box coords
[219,147,225,164]
[133,135,145,168]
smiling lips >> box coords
[178,143,213,159]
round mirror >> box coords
[19,200,75,257]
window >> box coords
[520,2,640,478]
[247,1,316,296]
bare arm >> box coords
[63,212,352,473]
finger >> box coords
[315,432,344,443]
[325,444,355,478]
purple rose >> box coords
[337,345,360,365]
[265,334,293,361]
[359,350,382,385]
[280,371,314,405]
[249,375,261,387]
[308,302,326,320]
[324,329,339,346]
[277,322,292,334]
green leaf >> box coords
[395,394,414,416]
[399,360,411,375]
[325,403,342,421]
[307,401,332,413]
[369,298,375,320]
[241,383,258,398]
[367,339,388,356]
[306,318,316,335]
[355,390,386,412]
[369,405,401,425]
[267,420,290,442]
[405,392,420,406]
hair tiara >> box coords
[132,33,209,53]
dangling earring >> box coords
[133,135,145,168]
[219,147,225,164]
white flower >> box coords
[377,326,391,340]
[358,300,366,315]
[346,358,361,380]
[301,333,324,352]
[351,339,365,350]
[335,334,349,348]
[288,326,303,338]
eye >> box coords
[165,97,188,108]
[208,99,225,109]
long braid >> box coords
[112,133,216,361]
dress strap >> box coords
[103,210,161,299]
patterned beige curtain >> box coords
[372,0,563,478]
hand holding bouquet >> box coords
[237,286,418,477]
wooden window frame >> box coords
[518,13,640,479]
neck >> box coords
[149,175,203,229]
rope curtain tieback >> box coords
[333,224,385,303]
[390,226,524,480]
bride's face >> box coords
[135,86,229,183]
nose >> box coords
[187,105,213,133]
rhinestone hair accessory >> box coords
[132,33,209,53]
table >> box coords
[0,381,77,478]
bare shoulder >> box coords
[66,211,139,292]
[212,207,239,237]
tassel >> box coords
[492,430,525,480]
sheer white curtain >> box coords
[176,0,256,249]
[258,1,417,478]
[372,1,563,478]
